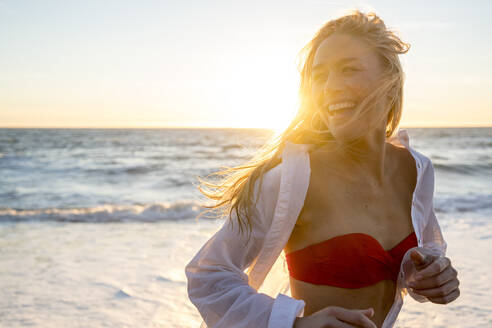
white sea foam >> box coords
[0,201,206,222]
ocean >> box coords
[1,127,491,327]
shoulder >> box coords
[407,147,434,175]
[256,141,310,193]
[253,142,311,208]
[255,162,282,200]
[404,147,437,199]
[392,129,434,172]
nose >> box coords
[322,72,344,97]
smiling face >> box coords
[311,33,387,141]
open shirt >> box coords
[185,129,447,328]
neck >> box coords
[334,127,388,185]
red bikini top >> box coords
[285,231,417,288]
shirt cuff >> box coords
[267,293,305,328]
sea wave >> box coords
[84,164,164,176]
[433,162,492,175]
[0,201,214,223]
[434,193,492,214]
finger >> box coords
[410,250,433,269]
[332,308,377,328]
[415,257,450,279]
[361,308,374,318]
[428,287,461,304]
[408,266,457,290]
[410,278,460,298]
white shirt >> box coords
[185,129,447,328]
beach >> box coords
[1,127,491,327]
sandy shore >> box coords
[0,214,490,327]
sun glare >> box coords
[220,54,299,132]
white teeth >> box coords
[328,102,356,112]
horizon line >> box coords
[1,124,492,129]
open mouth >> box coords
[328,102,356,116]
[330,107,354,116]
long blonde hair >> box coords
[197,10,410,241]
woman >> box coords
[185,10,460,328]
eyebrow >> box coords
[312,57,358,72]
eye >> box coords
[342,66,358,73]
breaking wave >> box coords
[0,201,212,223]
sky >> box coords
[1,0,491,129]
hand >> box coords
[293,306,376,328]
[408,248,460,304]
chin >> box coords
[328,111,379,143]
[328,123,363,143]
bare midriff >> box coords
[284,142,418,328]
[290,277,396,327]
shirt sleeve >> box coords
[402,158,447,302]
[185,171,305,328]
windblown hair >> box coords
[197,10,410,242]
